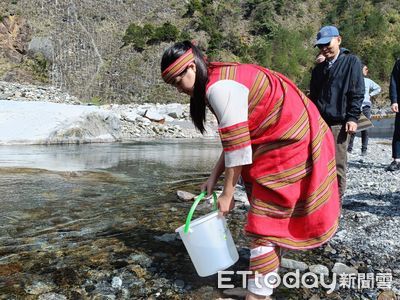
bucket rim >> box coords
[175,211,222,233]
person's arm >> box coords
[218,165,242,215]
[369,79,381,97]
[346,57,365,132]
[207,80,252,168]
[201,151,225,196]
[207,80,252,214]
[390,60,400,106]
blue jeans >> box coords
[393,112,400,159]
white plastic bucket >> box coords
[175,192,239,277]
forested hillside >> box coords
[1,0,400,106]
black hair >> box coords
[161,41,209,133]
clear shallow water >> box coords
[0,139,225,298]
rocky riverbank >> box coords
[0,81,218,145]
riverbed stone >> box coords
[174,279,185,289]
[128,253,152,267]
[309,264,329,276]
[38,293,67,300]
[222,287,247,297]
[154,233,177,243]
[111,276,122,289]
[281,258,308,271]
[176,190,195,201]
[24,281,53,295]
[332,262,358,275]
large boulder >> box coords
[0,100,121,144]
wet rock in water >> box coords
[155,233,178,243]
[174,279,185,289]
[24,281,54,295]
[38,293,67,300]
[332,262,358,275]
[194,286,215,298]
[281,258,308,271]
[177,190,196,201]
[92,281,117,299]
[111,260,129,269]
[128,253,152,267]
[309,264,329,276]
[53,267,82,287]
[111,276,122,289]
[0,263,23,276]
[130,265,148,278]
[222,287,248,297]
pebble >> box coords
[174,279,185,289]
[24,281,53,295]
[281,258,308,271]
[38,293,67,300]
[111,277,122,289]
[222,287,248,297]
[154,233,178,243]
[309,264,330,276]
[176,190,196,201]
[332,262,358,275]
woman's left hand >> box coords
[218,193,235,216]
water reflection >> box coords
[0,139,222,171]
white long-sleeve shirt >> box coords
[362,77,381,108]
[207,80,253,168]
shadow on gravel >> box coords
[343,192,400,217]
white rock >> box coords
[309,264,329,276]
[123,111,140,122]
[111,276,123,289]
[281,258,308,271]
[332,262,358,275]
[38,293,67,300]
[144,109,165,122]
[177,190,195,201]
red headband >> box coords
[162,49,195,84]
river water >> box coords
[0,139,238,299]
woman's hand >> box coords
[200,176,217,196]
[218,193,235,216]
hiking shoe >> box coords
[386,161,400,171]
[361,150,367,156]
[347,148,352,154]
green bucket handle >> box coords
[183,191,218,234]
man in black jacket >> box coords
[309,25,364,199]
[387,59,400,171]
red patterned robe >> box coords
[206,62,340,250]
